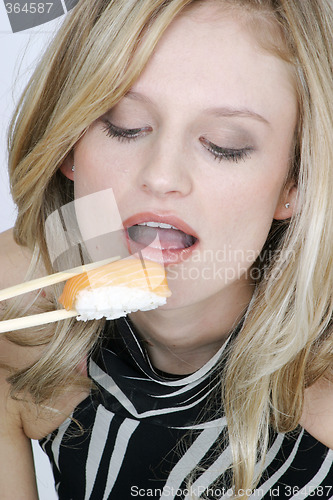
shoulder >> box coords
[0,336,90,440]
[0,229,31,279]
[0,228,53,323]
[0,228,32,289]
[0,367,39,498]
[0,336,45,437]
[300,376,333,450]
[0,228,40,426]
[0,360,85,499]
[0,228,90,439]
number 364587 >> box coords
[5,3,53,14]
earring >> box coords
[71,165,75,172]
[285,203,290,209]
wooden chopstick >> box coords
[0,256,121,303]
[0,309,78,334]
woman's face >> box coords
[64,5,297,314]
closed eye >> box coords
[102,120,152,142]
[199,137,253,163]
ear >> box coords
[59,152,74,181]
[273,181,298,220]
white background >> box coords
[0,2,65,497]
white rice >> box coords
[74,285,167,321]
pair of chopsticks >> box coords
[0,256,120,334]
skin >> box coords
[0,231,331,500]
[0,4,332,498]
[62,4,297,373]
[0,230,90,499]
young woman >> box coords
[1,0,333,498]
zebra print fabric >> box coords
[40,317,333,499]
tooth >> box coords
[157,223,179,230]
[136,222,180,230]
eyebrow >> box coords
[125,90,270,126]
[205,107,271,126]
[125,90,152,105]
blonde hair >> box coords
[4,0,333,497]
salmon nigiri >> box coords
[58,257,171,321]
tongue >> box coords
[128,225,194,250]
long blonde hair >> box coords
[4,0,333,497]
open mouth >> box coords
[127,222,198,251]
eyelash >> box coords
[199,137,253,163]
[102,120,253,163]
[102,120,148,142]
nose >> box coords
[137,134,193,198]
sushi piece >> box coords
[58,257,171,321]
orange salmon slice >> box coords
[59,258,171,311]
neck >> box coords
[129,283,253,375]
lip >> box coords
[122,212,199,265]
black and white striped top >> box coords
[40,317,333,499]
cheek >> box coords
[74,135,116,198]
[74,130,141,201]
[209,170,281,213]
[205,169,285,251]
